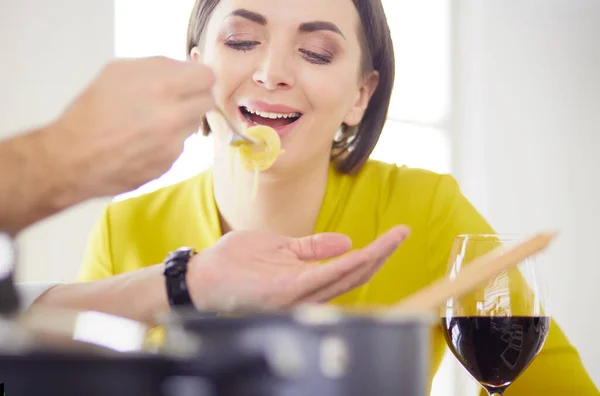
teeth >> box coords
[243,107,300,119]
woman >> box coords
[78,0,597,393]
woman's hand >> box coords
[27,226,409,324]
[187,226,410,312]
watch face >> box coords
[0,233,15,280]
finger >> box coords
[358,226,410,263]
[173,95,216,134]
[166,61,216,99]
[286,233,352,261]
[306,255,385,304]
[304,243,397,304]
[290,226,409,300]
[124,57,213,99]
[302,229,410,303]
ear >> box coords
[343,70,380,127]
[190,46,202,62]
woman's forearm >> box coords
[30,264,169,325]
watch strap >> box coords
[163,247,196,308]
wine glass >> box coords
[440,234,550,396]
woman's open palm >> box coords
[187,226,410,312]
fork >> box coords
[212,106,262,147]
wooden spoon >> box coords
[383,232,556,317]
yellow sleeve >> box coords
[427,175,598,395]
[76,206,115,282]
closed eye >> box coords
[225,40,333,65]
[225,40,261,52]
[299,49,332,65]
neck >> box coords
[212,153,330,238]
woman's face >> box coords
[192,0,378,173]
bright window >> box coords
[114,2,458,394]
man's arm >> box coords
[0,125,87,236]
[0,56,217,236]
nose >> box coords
[252,46,295,90]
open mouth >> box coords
[239,106,303,129]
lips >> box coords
[237,100,304,138]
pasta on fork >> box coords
[230,125,284,199]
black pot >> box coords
[0,350,187,396]
[0,312,214,396]
[0,305,434,396]
[165,305,434,396]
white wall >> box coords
[0,0,114,282]
[454,0,600,390]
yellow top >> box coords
[78,159,598,395]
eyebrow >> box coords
[299,21,346,40]
[226,9,267,25]
[226,9,346,40]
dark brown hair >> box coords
[186,0,395,174]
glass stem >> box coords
[487,388,508,396]
[486,386,508,396]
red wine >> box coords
[441,316,550,389]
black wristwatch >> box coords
[0,232,20,316]
[163,247,197,308]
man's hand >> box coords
[47,56,216,199]
[187,226,411,312]
[0,56,216,234]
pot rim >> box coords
[159,304,439,328]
